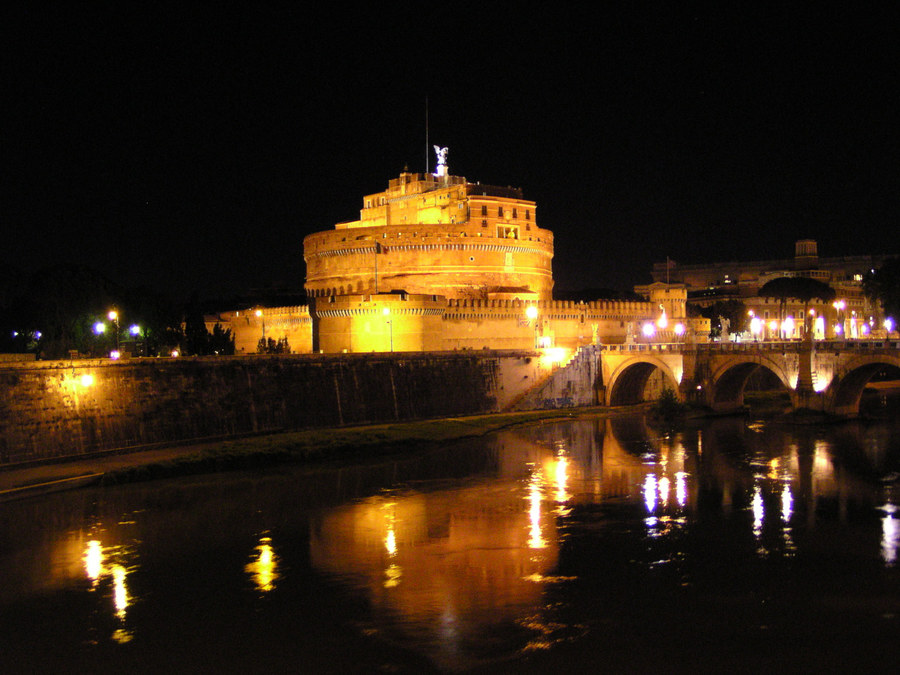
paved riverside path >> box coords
[0,407,633,502]
[0,442,228,501]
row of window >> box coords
[480,205,530,220]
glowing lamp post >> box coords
[782,316,795,340]
[832,300,846,339]
[642,322,656,342]
[383,307,393,352]
[108,310,119,351]
[750,316,762,341]
[887,318,896,335]
[526,305,538,349]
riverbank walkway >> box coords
[0,406,633,502]
[0,442,232,501]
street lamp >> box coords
[525,305,538,349]
[750,316,762,341]
[782,316,795,339]
[382,306,393,351]
[832,300,846,339]
[108,310,119,350]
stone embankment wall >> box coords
[509,346,601,411]
[0,352,547,465]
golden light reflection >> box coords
[643,474,657,513]
[553,456,570,507]
[675,472,687,508]
[383,502,398,557]
[384,563,402,588]
[82,539,136,637]
[781,483,793,523]
[882,507,898,566]
[112,564,129,619]
[528,469,547,549]
[84,540,103,584]
[658,476,670,507]
[752,485,764,539]
[246,536,278,592]
[813,442,835,481]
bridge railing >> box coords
[600,339,899,354]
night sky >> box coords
[5,4,899,302]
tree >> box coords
[256,336,290,354]
[182,298,209,356]
[13,264,121,358]
[208,323,235,355]
[864,257,900,322]
[758,276,836,331]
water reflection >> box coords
[79,538,136,643]
[246,535,278,592]
[881,504,899,566]
[1,407,899,671]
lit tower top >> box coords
[303,160,555,301]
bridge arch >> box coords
[709,356,793,412]
[606,356,681,406]
[829,355,900,417]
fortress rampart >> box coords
[210,296,710,354]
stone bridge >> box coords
[598,338,900,417]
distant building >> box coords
[641,240,896,339]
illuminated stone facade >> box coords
[646,239,896,339]
[207,164,709,354]
[303,171,554,300]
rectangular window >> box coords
[525,210,530,220]
[481,205,488,216]
[481,220,487,227]
[497,226,519,239]
[498,206,504,218]
[512,208,518,219]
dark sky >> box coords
[5,4,899,301]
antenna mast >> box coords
[425,96,429,174]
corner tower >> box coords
[303,164,554,300]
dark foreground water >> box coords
[2,397,900,673]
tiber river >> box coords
[1,394,899,673]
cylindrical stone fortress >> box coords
[304,171,554,300]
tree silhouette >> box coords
[864,258,900,321]
[758,276,836,333]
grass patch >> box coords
[101,407,628,486]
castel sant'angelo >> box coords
[210,148,706,355]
